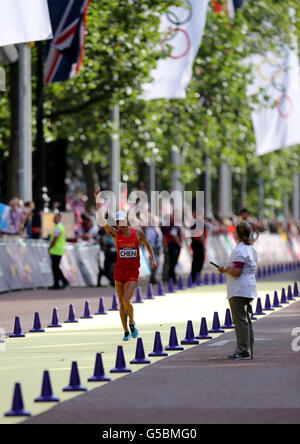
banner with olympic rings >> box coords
[141,0,209,100]
[248,44,300,156]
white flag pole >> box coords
[292,173,299,221]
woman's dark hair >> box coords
[235,221,253,245]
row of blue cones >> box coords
[5,280,299,416]
[8,281,299,337]
[5,279,300,417]
[4,316,233,417]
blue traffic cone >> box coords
[196,317,212,340]
[47,308,62,328]
[88,353,111,382]
[177,276,185,290]
[133,287,143,303]
[80,300,93,319]
[195,272,201,286]
[64,304,78,323]
[9,316,25,338]
[208,312,225,333]
[130,338,151,364]
[256,267,261,279]
[294,282,299,297]
[187,274,194,288]
[165,326,184,351]
[204,273,209,285]
[168,278,176,293]
[272,290,282,308]
[5,383,31,417]
[146,283,155,300]
[29,312,45,333]
[254,298,266,315]
[35,371,60,402]
[181,320,199,345]
[110,346,132,373]
[287,285,295,301]
[221,309,235,329]
[63,362,87,392]
[95,297,108,315]
[264,294,274,311]
[211,273,216,285]
[251,312,258,320]
[109,293,119,311]
[148,331,168,357]
[156,281,165,296]
[280,288,289,304]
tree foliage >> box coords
[0,0,300,217]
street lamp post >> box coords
[18,43,32,202]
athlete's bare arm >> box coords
[94,187,118,243]
[135,227,157,270]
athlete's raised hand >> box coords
[94,185,101,202]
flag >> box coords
[248,44,300,156]
[45,0,91,83]
[0,203,10,232]
[141,0,209,100]
[0,0,52,48]
[213,0,245,18]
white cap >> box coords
[115,210,127,221]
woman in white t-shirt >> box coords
[219,221,258,360]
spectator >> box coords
[98,227,117,286]
[190,212,207,284]
[6,198,24,235]
[48,213,69,290]
[240,208,260,241]
[219,221,258,360]
[163,217,182,285]
[23,201,35,239]
[146,215,163,285]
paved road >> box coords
[1,269,299,425]
[23,298,300,424]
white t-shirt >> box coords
[226,242,258,300]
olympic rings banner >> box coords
[248,43,300,156]
[141,0,209,100]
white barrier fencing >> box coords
[0,233,299,293]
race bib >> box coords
[119,248,138,258]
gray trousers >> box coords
[229,297,254,357]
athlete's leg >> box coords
[115,281,128,332]
[123,281,137,325]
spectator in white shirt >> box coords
[219,221,258,361]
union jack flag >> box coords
[45,0,90,83]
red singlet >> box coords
[114,228,140,283]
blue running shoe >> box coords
[129,322,139,339]
[123,331,130,341]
